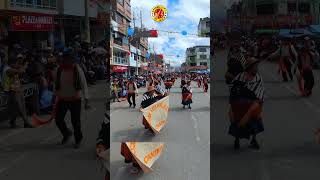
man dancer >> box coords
[54,48,90,149]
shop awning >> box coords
[279,28,314,38]
[309,25,320,34]
[112,65,128,73]
[255,29,279,35]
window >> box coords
[115,13,123,24]
[256,4,274,15]
[190,56,196,61]
[299,3,310,14]
[11,0,56,9]
[199,48,207,52]
[200,55,207,59]
[117,0,124,5]
[200,62,207,66]
[189,48,195,53]
[190,63,196,66]
[288,3,297,15]
[125,2,131,12]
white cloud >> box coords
[131,0,210,66]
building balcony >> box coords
[112,56,129,66]
[8,0,58,14]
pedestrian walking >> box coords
[228,57,264,150]
[182,80,192,109]
[54,48,90,148]
[127,78,138,108]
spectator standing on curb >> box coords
[2,56,33,128]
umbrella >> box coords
[92,47,107,55]
[124,142,165,173]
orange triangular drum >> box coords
[140,96,169,133]
[123,142,165,173]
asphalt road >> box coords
[212,50,320,180]
[110,79,210,180]
[0,81,107,180]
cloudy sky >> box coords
[131,0,210,66]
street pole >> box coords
[84,0,91,43]
[133,11,139,76]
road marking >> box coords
[259,159,271,180]
[269,72,320,114]
[0,153,27,174]
[191,113,201,142]
[0,129,24,144]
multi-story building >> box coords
[185,46,210,72]
[0,0,108,49]
[198,17,210,37]
[110,0,131,75]
[0,0,58,48]
[226,2,242,33]
[240,0,320,33]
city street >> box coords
[110,80,210,179]
[0,82,107,180]
[212,50,320,180]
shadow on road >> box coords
[111,160,144,180]
[112,128,156,142]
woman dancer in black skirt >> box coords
[229,57,265,150]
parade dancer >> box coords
[294,40,315,97]
[120,143,141,173]
[126,78,138,108]
[182,80,193,109]
[141,86,158,131]
[197,75,202,88]
[268,39,297,82]
[203,76,209,93]
[54,48,90,149]
[228,58,265,150]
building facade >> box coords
[226,2,242,33]
[198,17,210,37]
[185,46,210,71]
[110,0,131,75]
[0,0,58,49]
[0,0,109,50]
[240,0,320,32]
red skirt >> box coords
[121,143,138,165]
[143,117,151,130]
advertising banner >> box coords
[11,14,54,31]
